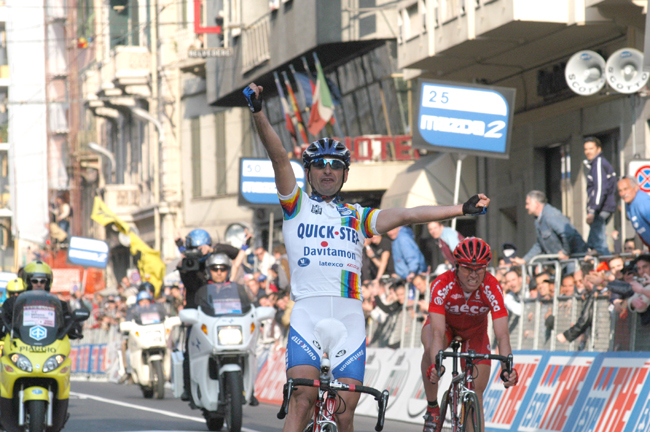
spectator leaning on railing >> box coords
[386,226,427,283]
[511,190,587,273]
[618,176,650,250]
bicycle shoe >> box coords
[423,406,441,432]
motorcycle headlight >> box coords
[10,354,33,372]
[42,354,66,373]
[217,326,243,345]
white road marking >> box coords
[70,392,261,432]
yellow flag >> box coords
[129,232,165,298]
[90,196,130,234]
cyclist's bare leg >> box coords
[420,323,438,401]
[283,365,319,432]
[334,377,362,432]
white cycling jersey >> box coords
[278,184,381,301]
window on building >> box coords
[215,112,227,195]
[191,117,201,198]
[110,0,140,49]
[77,0,95,40]
[179,0,188,29]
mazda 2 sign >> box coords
[413,79,516,159]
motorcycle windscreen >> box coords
[12,291,64,346]
[200,283,250,317]
[133,304,165,325]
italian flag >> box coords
[308,58,334,136]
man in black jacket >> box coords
[556,271,606,348]
[584,137,616,256]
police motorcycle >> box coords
[175,282,275,432]
[119,294,181,399]
[0,291,89,432]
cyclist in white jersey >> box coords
[244,83,490,432]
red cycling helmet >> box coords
[453,237,492,268]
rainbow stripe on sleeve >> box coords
[361,208,379,238]
[279,187,302,220]
[340,270,361,299]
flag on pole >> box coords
[273,71,298,144]
[129,233,165,298]
[308,53,335,136]
[282,71,310,144]
[90,196,130,235]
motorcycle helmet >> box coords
[206,253,232,269]
[136,290,153,304]
[139,281,156,296]
[6,278,26,297]
[23,261,54,291]
[185,229,212,263]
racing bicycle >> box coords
[277,354,390,432]
[433,337,513,432]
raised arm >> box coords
[244,83,296,196]
[375,194,489,234]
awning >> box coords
[380,153,477,209]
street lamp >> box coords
[88,142,116,184]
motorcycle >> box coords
[119,304,181,399]
[0,291,89,432]
[173,283,275,432]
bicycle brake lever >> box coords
[277,380,292,419]
[375,390,389,431]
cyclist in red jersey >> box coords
[421,238,518,432]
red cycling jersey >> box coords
[427,269,508,336]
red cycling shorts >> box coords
[423,316,491,366]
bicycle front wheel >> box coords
[461,392,483,432]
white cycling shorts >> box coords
[286,296,366,382]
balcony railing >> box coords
[242,14,271,73]
[103,184,141,216]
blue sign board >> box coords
[413,79,516,159]
[239,158,305,206]
[67,236,109,269]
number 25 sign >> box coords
[413,79,516,159]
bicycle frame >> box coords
[444,340,477,432]
[436,339,513,432]
[278,355,389,432]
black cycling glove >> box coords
[243,86,263,113]
[462,195,487,215]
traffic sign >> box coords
[67,236,109,268]
[629,160,650,194]
[238,158,305,206]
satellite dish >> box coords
[605,48,650,94]
[565,50,607,96]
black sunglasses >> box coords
[311,158,347,170]
[210,266,229,272]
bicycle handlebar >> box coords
[276,378,390,432]
[435,350,514,382]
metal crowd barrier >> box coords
[389,251,648,352]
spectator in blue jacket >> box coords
[584,137,617,255]
[386,226,427,282]
[512,190,588,273]
[618,176,650,250]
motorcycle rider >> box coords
[6,278,26,298]
[126,290,167,322]
[185,253,260,405]
[0,261,83,339]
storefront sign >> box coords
[413,79,516,159]
[239,158,305,206]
